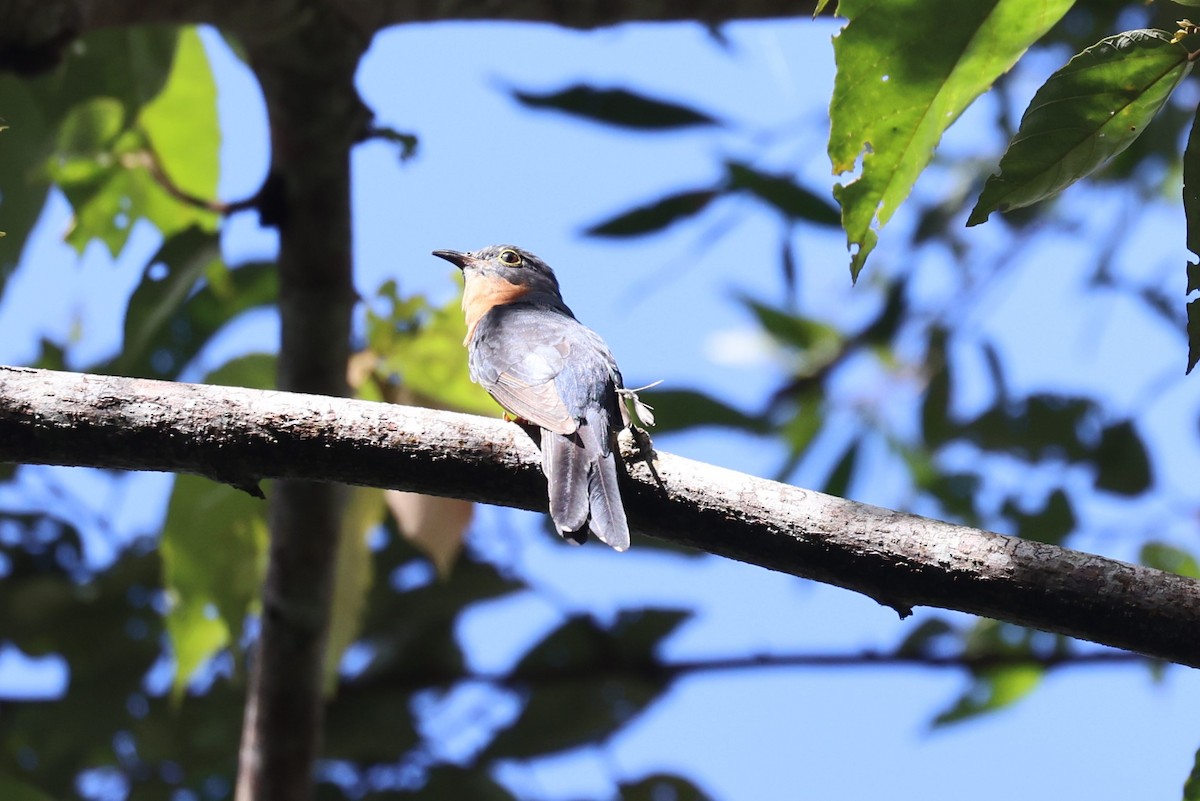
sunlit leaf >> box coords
[139,27,220,201]
[584,189,718,237]
[513,84,719,129]
[1140,542,1200,579]
[161,474,267,699]
[933,663,1043,725]
[969,29,1190,225]
[830,0,1072,278]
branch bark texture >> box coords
[2,365,1198,669]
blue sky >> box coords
[2,14,1200,801]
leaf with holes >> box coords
[830,0,1072,279]
[969,30,1191,225]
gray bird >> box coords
[432,245,631,551]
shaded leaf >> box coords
[830,0,1072,277]
[620,774,715,801]
[1001,487,1075,544]
[585,189,718,237]
[823,439,859,498]
[895,617,958,659]
[725,161,839,226]
[513,84,718,130]
[1185,745,1200,801]
[969,30,1191,225]
[1190,299,1200,375]
[1094,420,1151,495]
[324,486,386,695]
[636,388,770,435]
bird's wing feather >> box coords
[469,309,578,434]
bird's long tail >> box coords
[542,407,629,551]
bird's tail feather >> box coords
[582,407,629,551]
[543,430,590,544]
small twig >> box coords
[120,144,258,215]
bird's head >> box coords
[432,245,564,301]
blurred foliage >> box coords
[3,1,1200,799]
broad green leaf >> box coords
[743,298,843,375]
[513,85,719,129]
[160,356,273,697]
[933,663,1043,725]
[1141,542,1200,579]
[379,286,501,412]
[161,474,267,699]
[830,0,1074,279]
[1185,745,1200,801]
[585,189,717,237]
[969,29,1191,225]
[139,27,219,201]
[725,161,839,226]
[52,27,218,253]
[0,27,176,285]
[324,485,385,695]
[97,228,277,379]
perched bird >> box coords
[432,245,631,551]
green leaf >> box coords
[636,388,770,435]
[161,473,267,698]
[1140,542,1200,579]
[584,189,718,237]
[484,611,687,759]
[933,663,1043,725]
[830,0,1073,278]
[1185,744,1200,801]
[0,775,57,801]
[1001,487,1075,544]
[139,27,220,201]
[324,486,385,695]
[743,298,843,375]
[375,286,501,416]
[513,85,719,129]
[1094,420,1151,495]
[725,161,839,226]
[969,29,1191,225]
[823,439,859,497]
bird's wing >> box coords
[470,308,579,435]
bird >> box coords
[432,245,631,551]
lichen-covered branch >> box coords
[3,364,1199,669]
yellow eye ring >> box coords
[499,249,522,266]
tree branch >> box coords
[3,364,1199,669]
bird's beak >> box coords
[432,249,473,270]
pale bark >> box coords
[3,364,1199,669]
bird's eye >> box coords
[499,249,522,266]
